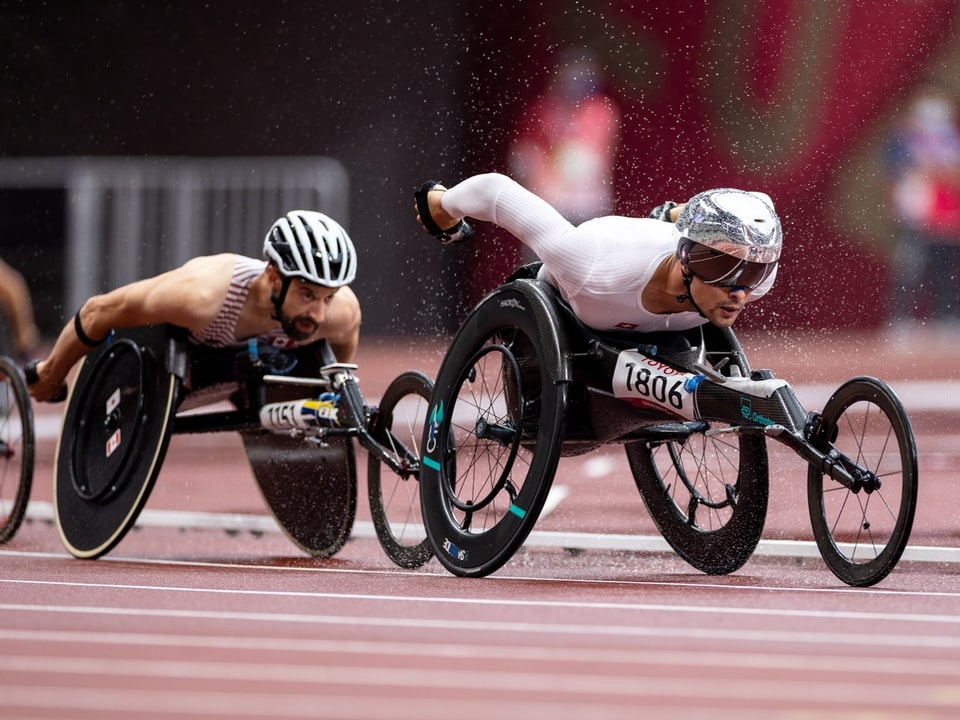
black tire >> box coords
[0,357,34,544]
[626,424,769,575]
[54,331,179,558]
[367,370,434,568]
[807,377,918,587]
[420,289,567,577]
[0,318,13,358]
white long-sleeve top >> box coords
[440,173,775,333]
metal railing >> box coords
[0,156,349,314]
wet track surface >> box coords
[3,330,960,719]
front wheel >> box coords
[367,370,434,569]
[807,377,918,587]
[0,357,34,544]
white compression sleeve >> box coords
[440,173,597,288]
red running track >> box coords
[3,329,960,719]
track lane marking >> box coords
[2,628,960,677]
[4,547,960,598]
[2,602,960,649]
[4,576,960,617]
[0,656,957,709]
[16,502,960,566]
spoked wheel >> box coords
[807,377,917,587]
[0,357,34,544]
[626,422,769,575]
[420,287,567,577]
[367,370,434,569]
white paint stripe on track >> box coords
[1,602,959,650]
[9,548,960,598]
[1,627,957,675]
[793,379,960,412]
[23,500,960,565]
[4,578,960,619]
[0,656,954,709]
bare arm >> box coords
[29,255,236,401]
[321,286,361,363]
[0,257,40,355]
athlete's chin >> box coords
[283,320,319,342]
[708,310,741,327]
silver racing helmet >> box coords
[675,188,781,290]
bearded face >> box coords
[278,309,320,342]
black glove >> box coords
[649,201,678,222]
[23,359,68,402]
[415,180,474,244]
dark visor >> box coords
[686,242,776,290]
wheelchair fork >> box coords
[763,422,880,493]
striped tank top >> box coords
[189,256,296,348]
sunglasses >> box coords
[684,242,777,290]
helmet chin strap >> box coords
[270,277,293,321]
[677,273,707,319]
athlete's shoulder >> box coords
[578,214,674,239]
[174,253,232,275]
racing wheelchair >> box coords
[51,325,433,567]
[0,355,33,544]
[418,266,918,587]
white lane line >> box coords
[1,602,959,649]
[21,500,960,565]
[539,484,568,517]
[2,627,958,676]
[0,656,955,709]
[793,379,960,412]
[3,578,960,623]
[9,547,960,599]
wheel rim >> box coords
[809,379,917,585]
[0,359,33,543]
[368,371,433,568]
[441,343,525,515]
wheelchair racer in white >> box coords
[415,172,784,420]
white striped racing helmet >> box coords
[264,210,357,287]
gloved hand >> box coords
[414,180,474,244]
[649,200,678,222]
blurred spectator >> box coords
[508,48,621,225]
[885,87,960,334]
[0,256,40,358]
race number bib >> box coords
[612,349,699,421]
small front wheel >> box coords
[807,377,918,587]
[367,371,434,568]
[0,357,34,544]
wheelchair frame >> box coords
[51,325,433,568]
[418,274,919,587]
